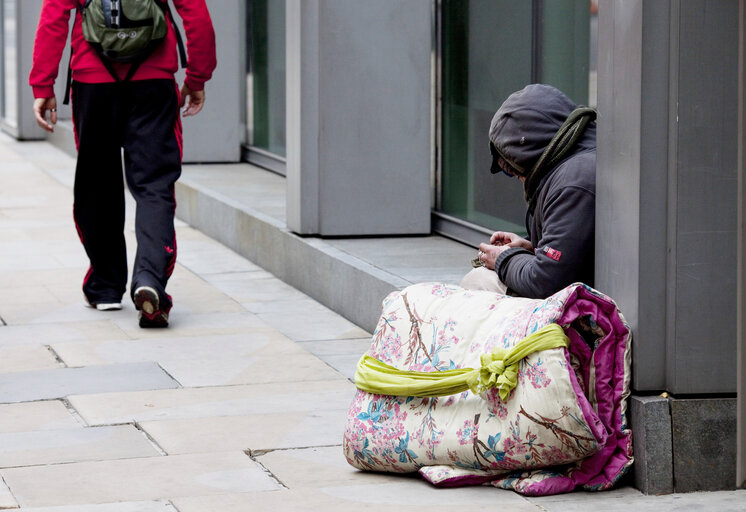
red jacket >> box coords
[30,0,217,99]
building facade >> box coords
[1,0,744,492]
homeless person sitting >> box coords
[460,84,597,299]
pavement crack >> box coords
[155,363,183,387]
[134,421,168,456]
[45,345,67,367]
[248,444,342,457]
[245,450,288,489]
[167,500,183,512]
[60,398,89,427]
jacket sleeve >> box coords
[29,0,78,99]
[171,0,217,91]
[495,184,595,298]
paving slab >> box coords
[0,362,179,404]
[0,251,67,274]
[255,445,403,489]
[0,224,78,242]
[2,299,131,327]
[0,267,84,290]
[0,425,160,468]
[51,331,308,367]
[0,240,82,268]
[172,484,535,512]
[152,265,246,316]
[527,488,746,512]
[297,338,372,380]
[68,380,357,426]
[0,286,72,325]
[0,321,131,348]
[320,481,532,508]
[178,164,287,222]
[139,409,349,454]
[204,273,309,304]
[51,332,345,386]
[297,338,372,357]
[175,234,265,275]
[0,345,62,374]
[15,502,177,512]
[108,311,272,339]
[159,352,346,387]
[0,401,80,433]
[17,269,245,327]
[252,301,370,342]
[0,451,281,508]
[326,237,474,287]
[0,476,16,510]
[313,353,360,381]
[239,297,324,315]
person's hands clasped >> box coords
[475,231,534,270]
[490,231,534,252]
[477,243,510,270]
[33,97,58,132]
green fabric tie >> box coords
[355,323,569,401]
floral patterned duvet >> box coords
[343,282,633,496]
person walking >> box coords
[30,0,216,327]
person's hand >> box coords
[477,242,513,270]
[490,231,534,252]
[179,84,205,117]
[33,97,58,132]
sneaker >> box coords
[95,302,122,311]
[84,299,122,311]
[133,286,169,328]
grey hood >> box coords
[488,84,595,176]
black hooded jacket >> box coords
[490,84,596,299]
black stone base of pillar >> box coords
[630,395,737,494]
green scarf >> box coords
[524,107,596,204]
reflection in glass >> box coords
[3,0,16,125]
[439,0,594,237]
[247,0,286,157]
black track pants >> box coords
[72,79,182,311]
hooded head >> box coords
[489,84,592,177]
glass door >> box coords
[245,0,286,174]
[436,0,595,246]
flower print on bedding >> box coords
[344,282,632,496]
[344,392,413,472]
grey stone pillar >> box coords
[1,0,46,140]
[599,0,740,493]
[597,0,739,395]
[285,0,432,236]
[738,0,746,490]
[174,0,243,163]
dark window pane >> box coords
[439,0,595,237]
[247,0,285,157]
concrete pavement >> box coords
[0,132,744,510]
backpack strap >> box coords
[63,51,73,105]
[161,1,187,67]
[64,1,101,105]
